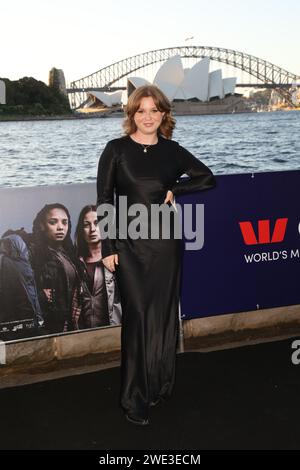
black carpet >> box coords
[1,338,300,450]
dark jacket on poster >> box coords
[72,258,122,329]
[33,245,79,334]
[0,234,44,340]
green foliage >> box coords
[250,89,272,106]
[0,77,71,115]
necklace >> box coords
[141,144,151,153]
[129,135,158,152]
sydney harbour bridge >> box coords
[67,46,300,109]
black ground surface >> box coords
[1,338,299,450]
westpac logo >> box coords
[239,218,288,245]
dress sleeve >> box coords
[171,144,216,196]
[97,141,117,258]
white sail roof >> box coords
[155,80,181,101]
[223,77,237,95]
[208,69,224,99]
[88,90,122,107]
[109,90,123,105]
[153,55,184,100]
[182,57,210,101]
[128,77,151,89]
[174,86,194,100]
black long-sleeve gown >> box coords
[97,134,215,420]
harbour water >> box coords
[0,111,300,188]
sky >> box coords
[1,0,300,85]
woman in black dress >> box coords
[97,85,216,425]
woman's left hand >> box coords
[164,190,174,204]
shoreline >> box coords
[0,112,123,123]
[0,110,257,123]
[0,108,298,123]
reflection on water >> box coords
[0,111,300,187]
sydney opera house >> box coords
[85,55,245,115]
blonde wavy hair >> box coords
[123,85,176,139]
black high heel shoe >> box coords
[125,413,149,426]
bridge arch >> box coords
[69,46,300,108]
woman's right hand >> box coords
[102,254,119,272]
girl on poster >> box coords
[73,204,122,329]
[32,203,80,334]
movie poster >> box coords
[0,183,122,341]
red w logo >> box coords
[239,218,288,245]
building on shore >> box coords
[0,80,6,105]
[49,68,67,96]
[172,95,245,115]
[81,55,246,115]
